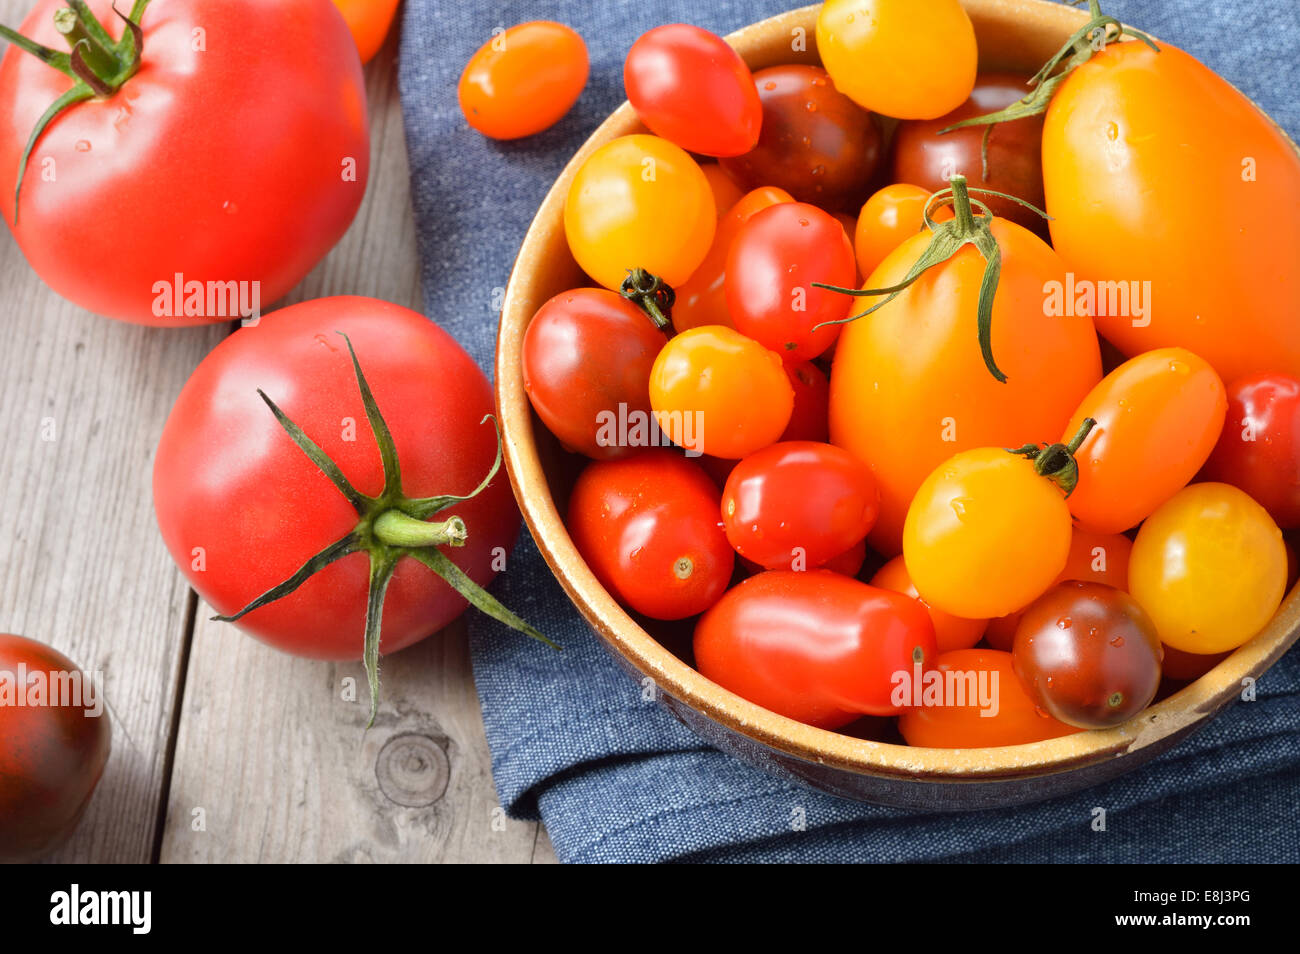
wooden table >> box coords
[0,6,556,863]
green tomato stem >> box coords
[372,511,469,549]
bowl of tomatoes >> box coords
[496,0,1300,808]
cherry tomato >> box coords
[332,0,401,63]
[1013,582,1163,729]
[780,360,830,443]
[568,451,733,620]
[720,65,882,210]
[649,326,793,459]
[898,649,1081,748]
[726,202,856,360]
[1044,41,1300,384]
[458,21,588,140]
[154,298,520,661]
[565,134,715,291]
[1202,372,1300,529]
[695,570,937,728]
[673,186,794,334]
[891,73,1047,232]
[985,528,1133,651]
[624,24,761,157]
[1065,347,1226,535]
[721,441,879,570]
[871,556,986,654]
[903,448,1072,619]
[831,212,1101,555]
[0,0,369,325]
[816,0,976,120]
[521,288,666,459]
[700,164,745,218]
[853,183,952,280]
[1129,483,1288,654]
[0,634,111,861]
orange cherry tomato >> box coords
[871,555,986,653]
[458,22,589,140]
[1064,347,1226,535]
[898,649,1081,748]
[1043,40,1300,383]
[816,0,976,120]
[565,135,716,290]
[332,0,401,64]
[853,183,952,279]
[673,186,794,333]
[649,326,793,459]
[984,528,1133,651]
[831,214,1101,555]
[700,165,745,219]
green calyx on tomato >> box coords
[1006,416,1098,497]
[0,0,152,217]
[939,0,1158,149]
[619,267,676,333]
[213,332,556,726]
[813,174,1048,382]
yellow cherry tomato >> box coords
[1129,483,1288,654]
[458,22,589,139]
[649,326,793,459]
[903,448,1072,619]
[565,135,716,291]
[854,183,952,279]
[816,0,977,120]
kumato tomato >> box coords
[624,24,761,157]
[1041,38,1300,383]
[726,202,856,360]
[720,65,882,210]
[984,528,1133,651]
[458,21,589,139]
[871,556,986,654]
[673,186,794,334]
[1013,582,1163,729]
[1064,347,1226,535]
[816,0,976,120]
[903,446,1074,619]
[1202,372,1300,529]
[694,570,937,728]
[568,451,733,620]
[1160,644,1231,683]
[0,634,111,861]
[721,441,879,570]
[521,288,668,459]
[830,178,1101,555]
[891,73,1047,233]
[565,134,715,291]
[898,649,1081,748]
[649,326,793,459]
[1129,483,1288,654]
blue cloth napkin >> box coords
[397,0,1300,862]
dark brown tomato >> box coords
[891,72,1046,233]
[0,634,111,861]
[720,65,882,211]
[522,288,667,459]
[1012,582,1163,729]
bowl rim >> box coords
[494,0,1300,782]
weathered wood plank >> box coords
[157,30,543,863]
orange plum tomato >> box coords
[458,21,589,139]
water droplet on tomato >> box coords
[74,140,91,152]
[223,200,239,215]
[1106,122,1119,141]
[764,81,776,90]
[805,102,818,113]
[1057,616,1072,629]
[1110,635,1125,647]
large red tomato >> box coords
[0,0,369,324]
[153,298,523,668]
[0,634,111,861]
